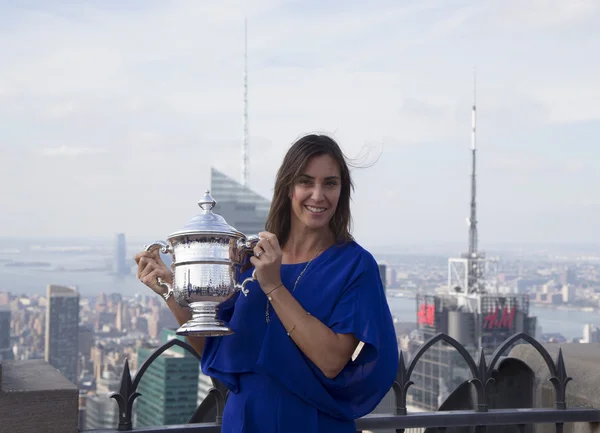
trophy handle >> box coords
[156,277,174,299]
[237,269,257,297]
[144,240,173,255]
[236,235,260,296]
[237,235,260,251]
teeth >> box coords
[306,206,326,213]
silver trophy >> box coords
[144,190,259,337]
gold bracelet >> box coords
[266,283,284,300]
[287,312,311,337]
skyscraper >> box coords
[85,369,121,429]
[113,233,130,276]
[410,293,536,410]
[378,263,387,292]
[0,306,13,360]
[45,284,80,384]
[582,324,600,343]
[408,74,536,410]
[135,328,200,427]
[210,167,271,235]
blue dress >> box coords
[201,241,399,432]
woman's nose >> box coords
[311,185,325,201]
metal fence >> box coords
[86,332,600,433]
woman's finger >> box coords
[253,244,266,258]
[139,259,158,280]
[134,249,160,264]
[141,268,162,289]
[136,257,150,279]
[259,231,281,254]
[257,238,274,257]
[249,256,261,268]
[137,256,152,269]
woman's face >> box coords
[290,153,342,233]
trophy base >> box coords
[175,301,235,337]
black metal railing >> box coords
[109,338,227,431]
[85,332,600,433]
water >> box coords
[1,237,598,340]
[0,237,150,297]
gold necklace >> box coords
[266,243,324,323]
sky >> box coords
[1,0,599,250]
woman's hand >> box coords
[134,248,173,296]
[249,231,283,293]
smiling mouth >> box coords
[305,205,327,213]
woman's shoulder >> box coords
[333,240,378,269]
[326,240,385,299]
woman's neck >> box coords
[283,227,334,264]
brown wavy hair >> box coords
[265,134,354,247]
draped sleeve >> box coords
[200,268,266,393]
[254,245,399,420]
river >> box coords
[1,237,598,340]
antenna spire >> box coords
[467,67,480,293]
[241,17,249,187]
[448,68,493,297]
[472,67,476,150]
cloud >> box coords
[487,154,591,175]
[39,146,107,157]
[0,0,599,244]
[580,200,600,208]
[482,0,598,32]
[45,101,78,119]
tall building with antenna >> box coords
[466,70,483,293]
[408,73,537,410]
[209,18,270,236]
[448,69,490,295]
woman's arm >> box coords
[250,231,360,379]
[268,286,359,379]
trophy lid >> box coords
[168,190,245,238]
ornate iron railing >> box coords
[85,332,600,433]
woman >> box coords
[135,134,399,432]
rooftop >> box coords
[2,332,600,433]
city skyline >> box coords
[1,1,599,245]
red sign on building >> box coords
[482,306,515,330]
[417,304,435,327]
